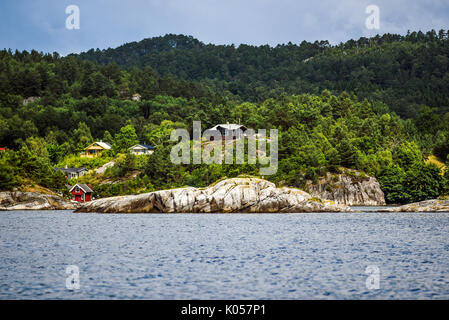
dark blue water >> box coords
[1,210,449,299]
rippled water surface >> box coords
[1,210,449,299]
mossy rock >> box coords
[310,197,324,204]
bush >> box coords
[57,154,112,169]
[104,153,137,178]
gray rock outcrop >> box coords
[379,199,449,212]
[76,177,350,213]
[0,192,77,210]
[306,169,385,206]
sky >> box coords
[0,0,448,55]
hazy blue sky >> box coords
[0,0,448,55]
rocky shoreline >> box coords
[2,178,449,213]
[0,191,77,211]
[306,169,385,206]
[76,178,350,213]
[378,199,449,212]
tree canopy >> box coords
[1,31,449,203]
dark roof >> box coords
[130,144,154,150]
[210,124,247,131]
[79,184,93,193]
[54,167,88,174]
[70,184,93,193]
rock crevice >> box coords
[306,170,385,206]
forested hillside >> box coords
[1,31,449,203]
[77,31,449,118]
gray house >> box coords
[54,167,89,179]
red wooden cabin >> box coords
[69,184,93,202]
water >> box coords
[1,210,449,299]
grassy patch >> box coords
[426,155,447,175]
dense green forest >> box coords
[77,31,449,118]
[1,31,449,204]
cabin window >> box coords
[75,186,79,192]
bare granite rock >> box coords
[76,177,350,213]
[95,161,115,175]
[0,192,77,211]
[379,199,449,212]
[306,169,385,206]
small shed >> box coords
[69,184,94,202]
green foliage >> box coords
[113,124,139,153]
[57,154,112,169]
[442,170,449,196]
[104,153,137,178]
[78,31,449,117]
[1,32,449,203]
[393,141,423,170]
[0,155,20,189]
[92,175,155,198]
[73,122,93,152]
[102,130,114,145]
[378,165,409,204]
[143,144,186,189]
[434,131,449,162]
[404,163,442,203]
[378,163,443,204]
[0,147,66,192]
